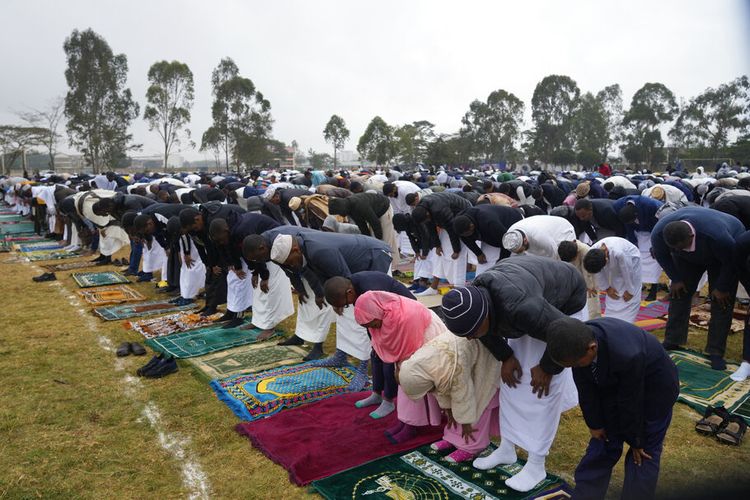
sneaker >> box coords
[136,273,153,283]
[415,287,438,297]
[144,357,178,378]
[137,355,163,376]
[412,286,427,294]
[155,280,169,289]
[32,272,56,282]
[662,342,681,351]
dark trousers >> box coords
[371,350,397,399]
[204,268,227,309]
[128,240,143,274]
[573,409,672,500]
[167,243,181,288]
[664,263,737,357]
[743,317,750,362]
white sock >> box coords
[472,438,517,470]
[505,453,546,493]
[730,361,750,381]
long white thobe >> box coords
[506,215,576,259]
[591,236,642,323]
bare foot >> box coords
[256,329,275,341]
[238,323,258,331]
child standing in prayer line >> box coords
[399,331,501,463]
[546,316,679,500]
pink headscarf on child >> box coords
[354,290,433,363]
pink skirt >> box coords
[396,388,442,426]
[443,390,500,454]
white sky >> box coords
[1,0,749,161]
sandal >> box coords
[695,406,730,435]
[716,415,747,445]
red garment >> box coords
[354,290,432,363]
[598,163,612,176]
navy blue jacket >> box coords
[711,195,750,230]
[651,207,745,292]
[573,318,679,448]
[590,198,626,238]
[417,192,472,253]
[350,271,415,300]
[612,195,663,245]
[221,213,281,270]
[457,204,523,259]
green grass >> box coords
[1,250,749,498]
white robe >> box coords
[592,237,642,323]
[179,236,205,299]
[335,307,372,361]
[226,260,253,313]
[506,215,576,259]
[636,232,662,284]
[294,278,335,343]
[499,335,578,457]
[433,229,468,286]
[250,262,295,330]
[142,238,167,275]
[475,243,502,276]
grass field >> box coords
[1,248,749,499]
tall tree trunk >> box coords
[334,147,337,169]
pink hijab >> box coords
[354,290,433,363]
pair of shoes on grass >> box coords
[116,342,146,357]
[136,353,178,379]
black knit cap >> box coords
[441,286,489,337]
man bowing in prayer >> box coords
[583,237,642,324]
[440,255,586,493]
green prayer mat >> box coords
[0,215,25,222]
[669,349,750,423]
[312,445,567,500]
[145,321,283,358]
[93,300,197,320]
[72,271,130,288]
[23,248,81,261]
[187,343,306,380]
[0,222,35,235]
[42,261,98,272]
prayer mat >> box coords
[598,294,668,331]
[127,311,224,339]
[235,391,444,485]
[689,303,745,334]
[417,294,443,309]
[0,215,25,222]
[211,361,368,421]
[18,243,62,252]
[2,235,46,243]
[187,343,306,380]
[23,248,82,261]
[311,444,567,499]
[145,321,283,358]
[669,349,750,424]
[93,300,197,321]
[0,222,35,235]
[72,271,130,288]
[77,285,145,305]
[42,261,98,272]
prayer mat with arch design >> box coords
[77,285,145,305]
[72,271,130,288]
[93,300,196,320]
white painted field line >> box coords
[35,261,211,499]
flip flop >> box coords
[695,406,730,435]
[130,342,147,356]
[116,342,131,357]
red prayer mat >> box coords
[235,392,444,486]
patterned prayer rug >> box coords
[23,248,82,261]
[235,392,444,485]
[72,271,130,288]
[689,302,746,334]
[187,343,307,380]
[669,349,750,424]
[77,285,146,305]
[127,311,224,339]
[2,235,46,243]
[312,444,568,500]
[42,261,98,272]
[145,321,283,358]
[93,300,197,320]
[211,361,367,421]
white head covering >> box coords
[270,234,293,263]
[502,229,525,252]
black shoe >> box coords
[91,254,105,263]
[277,335,304,346]
[116,342,131,357]
[645,291,657,302]
[222,317,245,329]
[122,269,137,276]
[95,256,112,266]
[130,342,146,356]
[710,355,727,371]
[137,354,163,376]
[200,307,218,317]
[144,358,178,378]
[216,311,237,322]
[32,272,56,282]
[662,342,681,351]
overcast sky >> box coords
[1,0,749,162]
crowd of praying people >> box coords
[4,159,750,498]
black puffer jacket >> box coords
[474,254,587,374]
[328,192,390,239]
